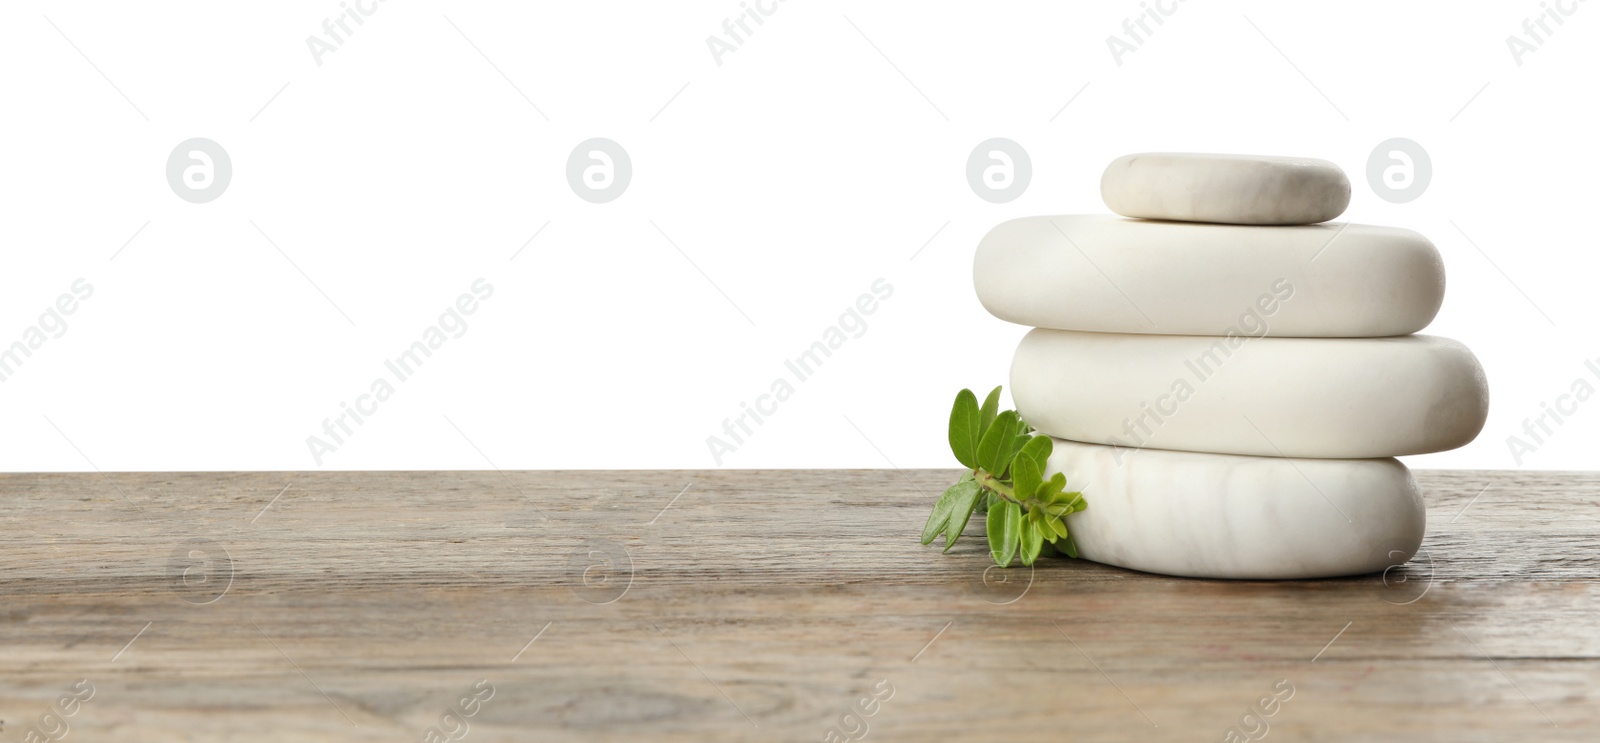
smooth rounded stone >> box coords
[1101,152,1351,225]
[1012,329,1488,458]
[973,215,1445,337]
[1048,438,1424,579]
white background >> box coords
[1,0,1594,472]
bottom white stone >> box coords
[1049,438,1424,579]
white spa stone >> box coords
[1047,438,1424,579]
[1012,329,1488,459]
[1101,152,1351,225]
[973,215,1445,337]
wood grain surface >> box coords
[1,469,1596,742]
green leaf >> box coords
[998,502,1024,566]
[1020,511,1045,565]
[978,386,1001,438]
[1011,452,1042,508]
[922,387,1086,565]
[1001,418,1033,475]
[1045,513,1069,541]
[1044,485,1075,504]
[1019,435,1052,469]
[1035,471,1068,502]
[1006,435,1030,473]
[947,389,981,469]
[976,410,1017,475]
[1046,488,1085,512]
[988,500,1022,567]
[920,483,962,545]
[985,502,1005,564]
[941,480,984,553]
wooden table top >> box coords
[0,469,1595,741]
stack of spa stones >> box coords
[972,153,1489,580]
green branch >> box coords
[920,386,1088,568]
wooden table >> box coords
[1,469,1595,741]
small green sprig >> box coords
[920,386,1087,567]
